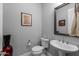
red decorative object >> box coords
[3,45,13,56]
[3,35,13,56]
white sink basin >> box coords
[50,40,79,55]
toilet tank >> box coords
[41,38,49,48]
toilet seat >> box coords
[32,46,44,55]
[32,46,44,51]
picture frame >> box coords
[21,12,32,26]
[59,20,65,26]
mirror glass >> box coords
[54,3,79,37]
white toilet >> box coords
[32,38,49,56]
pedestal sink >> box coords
[50,40,79,56]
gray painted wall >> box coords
[3,3,42,55]
[42,3,79,56]
[0,3,3,51]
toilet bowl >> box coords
[32,46,44,56]
[31,38,49,56]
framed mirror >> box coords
[54,3,79,37]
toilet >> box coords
[31,38,49,56]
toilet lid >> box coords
[32,46,44,52]
[41,38,49,41]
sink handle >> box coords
[62,40,64,43]
[66,42,69,44]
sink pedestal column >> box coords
[58,50,65,56]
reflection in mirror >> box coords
[71,3,79,37]
[54,3,79,37]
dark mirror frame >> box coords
[54,3,79,38]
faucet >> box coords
[62,40,64,43]
[66,41,69,44]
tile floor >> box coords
[20,51,52,56]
